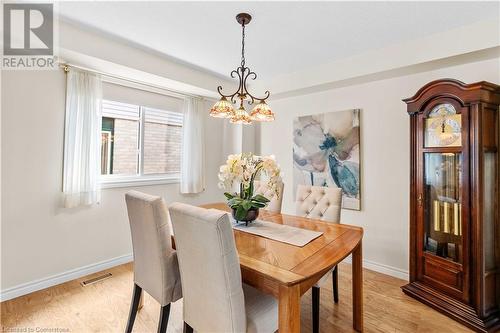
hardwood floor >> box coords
[1,263,472,333]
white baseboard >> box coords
[0,253,133,302]
[343,256,409,281]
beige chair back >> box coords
[254,180,284,213]
[295,185,342,222]
[125,191,182,306]
[169,203,246,333]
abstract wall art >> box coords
[293,109,361,210]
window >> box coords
[100,99,183,187]
[143,107,184,174]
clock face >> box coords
[425,104,462,147]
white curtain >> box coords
[180,96,205,194]
[62,69,102,208]
[222,122,242,157]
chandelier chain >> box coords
[241,23,246,67]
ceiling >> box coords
[58,1,499,81]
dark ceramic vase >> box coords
[231,207,259,226]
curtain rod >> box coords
[59,62,210,100]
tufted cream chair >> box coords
[295,184,342,333]
[254,180,284,213]
[295,185,342,222]
[169,202,278,333]
[124,191,182,333]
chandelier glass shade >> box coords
[210,13,274,125]
[250,100,275,122]
[209,96,234,118]
[230,104,252,124]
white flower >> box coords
[218,153,282,198]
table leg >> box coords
[278,284,301,333]
[352,241,363,332]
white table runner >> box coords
[210,209,323,247]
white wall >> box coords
[254,19,499,95]
[0,69,227,297]
[59,20,231,96]
[260,57,500,278]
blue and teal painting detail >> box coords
[293,109,361,210]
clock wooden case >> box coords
[402,79,500,332]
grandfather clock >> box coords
[402,79,500,332]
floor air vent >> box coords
[80,272,112,286]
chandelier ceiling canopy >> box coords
[209,13,274,124]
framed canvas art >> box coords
[293,109,361,210]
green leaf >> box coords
[228,197,243,208]
[250,201,266,208]
[224,192,235,200]
[235,206,247,220]
[252,194,270,203]
[242,200,252,211]
[248,180,254,198]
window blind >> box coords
[102,81,183,113]
[102,100,140,120]
[144,107,183,126]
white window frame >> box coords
[100,104,182,189]
[101,130,113,175]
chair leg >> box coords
[138,291,144,310]
[157,304,171,333]
[332,266,339,303]
[125,283,142,333]
[183,322,194,333]
[312,285,320,333]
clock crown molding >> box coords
[404,78,500,115]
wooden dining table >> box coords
[201,203,364,333]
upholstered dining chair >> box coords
[253,180,284,213]
[295,185,343,333]
[169,202,278,333]
[124,191,182,333]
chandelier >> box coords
[209,13,274,124]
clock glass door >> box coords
[424,152,463,262]
[422,103,463,263]
[418,101,467,299]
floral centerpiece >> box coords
[218,153,282,225]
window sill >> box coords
[100,175,180,189]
